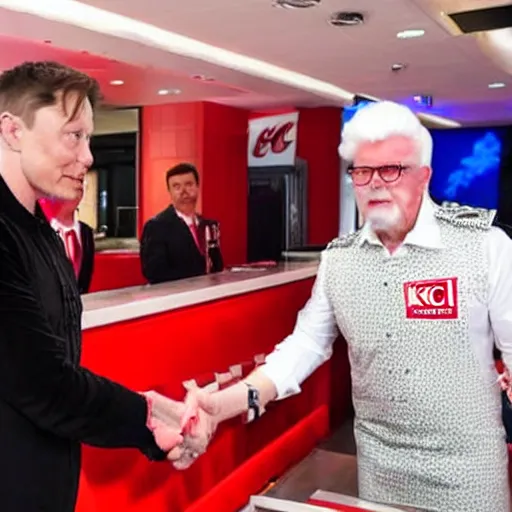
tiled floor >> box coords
[261,416,358,504]
[265,449,358,503]
[318,417,356,455]
[238,418,358,512]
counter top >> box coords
[82,261,318,330]
[94,237,139,252]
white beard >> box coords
[366,203,402,232]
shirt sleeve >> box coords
[487,226,512,371]
[0,222,165,459]
[260,252,339,399]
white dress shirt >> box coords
[50,217,81,245]
[261,197,512,399]
[175,209,198,227]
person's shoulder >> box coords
[325,230,361,251]
[491,218,512,240]
[435,202,495,231]
[486,224,512,251]
[79,220,93,233]
[0,213,19,242]
[0,214,25,266]
[144,207,175,229]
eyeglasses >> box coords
[347,164,411,187]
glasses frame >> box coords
[347,164,411,187]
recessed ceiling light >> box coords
[191,74,215,81]
[391,63,407,72]
[158,88,181,95]
[397,29,425,39]
[273,0,320,8]
[329,11,365,27]
[109,79,124,86]
[488,82,506,89]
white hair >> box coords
[338,101,433,167]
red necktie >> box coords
[63,230,83,277]
[189,223,204,255]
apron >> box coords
[324,209,509,512]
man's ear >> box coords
[421,165,432,186]
[0,112,23,152]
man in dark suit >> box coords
[39,191,95,294]
[140,163,224,284]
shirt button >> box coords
[384,282,388,287]
[386,333,391,338]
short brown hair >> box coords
[0,61,101,127]
[166,163,199,188]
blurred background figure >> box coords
[40,186,95,294]
[140,163,223,284]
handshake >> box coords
[142,379,253,469]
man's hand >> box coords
[171,388,221,469]
[172,381,249,470]
[170,371,278,470]
[142,390,187,460]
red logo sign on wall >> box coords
[252,121,295,158]
[248,112,299,167]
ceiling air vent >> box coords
[449,4,512,34]
[274,0,321,9]
[329,11,365,27]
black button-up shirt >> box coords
[0,176,165,512]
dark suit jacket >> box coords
[78,221,94,294]
[140,205,223,284]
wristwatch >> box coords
[244,381,261,422]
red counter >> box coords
[77,263,352,512]
[89,251,145,292]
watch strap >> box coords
[244,382,261,422]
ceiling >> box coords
[0,0,509,126]
[0,34,248,107]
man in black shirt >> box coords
[0,61,185,511]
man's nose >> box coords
[78,141,94,168]
[369,169,385,189]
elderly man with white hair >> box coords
[173,101,512,511]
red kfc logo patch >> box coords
[403,277,458,319]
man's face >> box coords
[17,93,94,202]
[352,135,431,232]
[167,172,199,211]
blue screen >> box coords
[342,99,374,124]
[429,127,505,209]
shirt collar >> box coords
[50,216,80,235]
[359,193,444,250]
[174,207,198,226]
